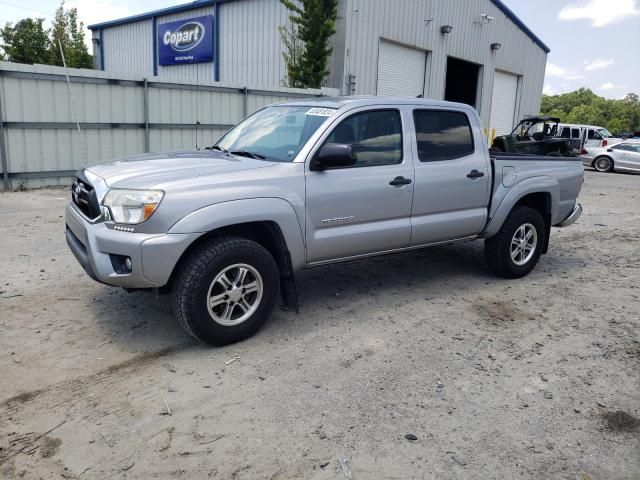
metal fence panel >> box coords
[0,62,339,190]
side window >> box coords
[571,128,581,138]
[613,144,630,151]
[588,129,602,140]
[324,109,403,167]
[560,127,570,138]
[413,109,474,162]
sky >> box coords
[1,0,639,98]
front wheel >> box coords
[484,206,546,278]
[593,155,613,172]
[172,236,279,345]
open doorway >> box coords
[444,57,480,107]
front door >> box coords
[409,108,491,245]
[305,108,414,263]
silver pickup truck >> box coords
[66,97,583,345]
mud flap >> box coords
[280,251,299,313]
[542,214,551,254]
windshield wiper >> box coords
[206,145,228,153]
[229,150,266,159]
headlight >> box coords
[102,189,164,224]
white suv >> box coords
[557,123,622,148]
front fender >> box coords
[482,176,559,238]
[168,197,306,270]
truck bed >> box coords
[485,153,584,235]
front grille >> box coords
[71,174,101,219]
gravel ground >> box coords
[0,169,639,480]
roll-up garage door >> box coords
[376,41,426,97]
[489,71,519,135]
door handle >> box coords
[389,176,412,186]
[466,169,485,179]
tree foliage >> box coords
[279,0,338,88]
[49,2,93,68]
[0,1,92,69]
[541,88,640,135]
[0,18,50,65]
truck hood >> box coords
[86,150,276,189]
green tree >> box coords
[278,19,305,87]
[279,0,338,88]
[49,1,93,69]
[0,18,50,65]
[541,88,640,134]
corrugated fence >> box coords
[0,62,339,189]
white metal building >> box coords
[89,0,549,134]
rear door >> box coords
[614,144,640,170]
[409,108,491,245]
[305,107,414,263]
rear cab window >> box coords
[412,109,475,161]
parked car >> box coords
[491,116,573,155]
[557,123,622,148]
[581,141,640,173]
[66,97,584,345]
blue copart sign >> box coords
[158,15,214,66]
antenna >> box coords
[58,39,87,164]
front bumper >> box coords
[556,203,583,228]
[65,203,198,288]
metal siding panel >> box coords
[345,0,546,125]
[218,0,289,87]
[102,21,154,77]
[325,0,348,91]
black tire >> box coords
[593,155,614,172]
[172,236,279,346]
[484,206,546,279]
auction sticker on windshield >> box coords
[306,108,334,117]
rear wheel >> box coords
[593,155,613,172]
[485,206,545,278]
[172,236,279,345]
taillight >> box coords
[602,139,608,147]
[581,148,588,155]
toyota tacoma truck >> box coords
[66,97,583,345]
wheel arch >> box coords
[161,198,305,310]
[513,192,552,254]
[483,176,559,244]
[592,155,614,171]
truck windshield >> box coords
[215,106,336,162]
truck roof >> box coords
[277,96,476,111]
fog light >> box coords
[109,254,133,274]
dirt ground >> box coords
[0,169,639,480]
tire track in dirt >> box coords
[0,344,187,424]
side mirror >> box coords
[310,143,356,171]
[607,148,613,152]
